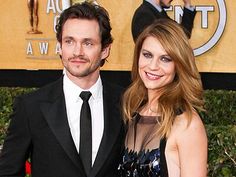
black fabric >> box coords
[79,91,92,175]
[125,113,162,152]
[119,114,168,177]
[160,138,168,177]
[131,0,196,41]
[0,76,125,177]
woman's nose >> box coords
[148,58,160,70]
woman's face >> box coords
[138,36,176,91]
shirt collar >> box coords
[63,73,103,103]
[145,0,163,12]
[88,76,103,100]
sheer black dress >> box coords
[118,113,168,177]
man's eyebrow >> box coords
[83,38,93,41]
[83,38,100,44]
[62,36,74,40]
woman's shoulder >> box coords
[168,110,207,145]
[173,110,205,133]
[166,111,208,177]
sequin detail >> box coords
[118,147,161,177]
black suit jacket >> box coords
[0,76,125,177]
[131,0,196,41]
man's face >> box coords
[60,18,109,81]
[160,0,173,8]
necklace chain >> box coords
[148,107,161,125]
[149,107,157,113]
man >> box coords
[131,0,196,41]
[0,2,125,177]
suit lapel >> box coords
[89,81,123,177]
[40,78,85,174]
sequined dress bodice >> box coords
[118,114,168,177]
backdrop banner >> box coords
[0,0,235,72]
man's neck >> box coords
[145,0,162,12]
[66,71,100,90]
[154,0,160,6]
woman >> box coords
[118,19,208,177]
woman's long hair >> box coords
[122,19,204,138]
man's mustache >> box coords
[68,54,89,62]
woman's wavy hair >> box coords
[122,18,204,138]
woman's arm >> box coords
[176,111,208,177]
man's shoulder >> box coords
[134,1,156,14]
[102,80,124,94]
[133,1,162,22]
[101,79,125,102]
[20,76,63,101]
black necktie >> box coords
[79,91,92,175]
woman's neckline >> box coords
[136,113,160,124]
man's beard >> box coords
[65,55,102,78]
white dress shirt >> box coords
[63,73,104,165]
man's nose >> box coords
[73,43,84,56]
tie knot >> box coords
[80,91,92,102]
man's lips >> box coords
[70,59,86,63]
[69,57,89,64]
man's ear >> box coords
[101,44,111,60]
[59,43,62,56]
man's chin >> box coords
[160,0,172,9]
[161,4,171,9]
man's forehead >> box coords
[62,18,101,40]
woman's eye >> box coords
[143,52,152,58]
[161,56,172,62]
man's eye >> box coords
[143,52,152,58]
[84,41,93,46]
[65,40,73,45]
